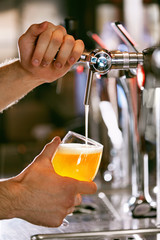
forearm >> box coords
[0,179,17,220]
[0,59,44,112]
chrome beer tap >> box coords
[110,21,158,218]
[80,49,143,105]
[55,48,143,105]
[80,49,145,214]
[80,47,157,218]
[78,23,159,219]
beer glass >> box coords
[51,131,103,227]
[52,131,103,182]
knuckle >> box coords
[30,23,36,29]
[27,23,37,34]
[27,23,36,32]
[52,35,62,46]
[76,39,85,48]
[18,33,27,46]
[43,142,49,151]
[57,25,67,35]
[47,22,56,29]
[64,35,75,44]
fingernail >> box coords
[32,59,39,66]
[52,136,61,144]
[69,57,75,63]
[55,62,62,68]
[74,194,82,206]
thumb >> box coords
[38,137,61,162]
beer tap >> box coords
[111,21,157,217]
[55,48,143,105]
[80,49,143,105]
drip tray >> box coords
[31,228,160,240]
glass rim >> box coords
[62,131,103,148]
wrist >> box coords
[16,59,46,87]
[0,59,45,111]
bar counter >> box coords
[1,189,160,240]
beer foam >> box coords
[58,143,102,154]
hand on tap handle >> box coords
[53,48,143,74]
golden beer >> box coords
[52,143,103,181]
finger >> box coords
[54,34,75,68]
[32,27,65,67]
[67,207,75,215]
[40,25,67,67]
[31,29,53,66]
[18,22,49,61]
[74,194,82,206]
[41,27,69,68]
[67,39,85,65]
[24,21,49,41]
[48,24,67,36]
[38,136,61,161]
[76,181,97,195]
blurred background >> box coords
[0,0,159,183]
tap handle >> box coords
[111,21,139,53]
[79,53,97,65]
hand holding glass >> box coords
[52,131,103,182]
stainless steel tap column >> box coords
[155,88,160,226]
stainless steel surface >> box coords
[155,88,160,226]
[111,21,139,53]
[111,19,159,219]
[80,49,143,74]
[79,53,97,65]
[28,191,159,240]
[118,75,139,198]
[31,229,160,239]
[84,69,93,105]
[110,52,143,69]
[98,192,121,221]
[83,48,143,107]
[88,49,112,74]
